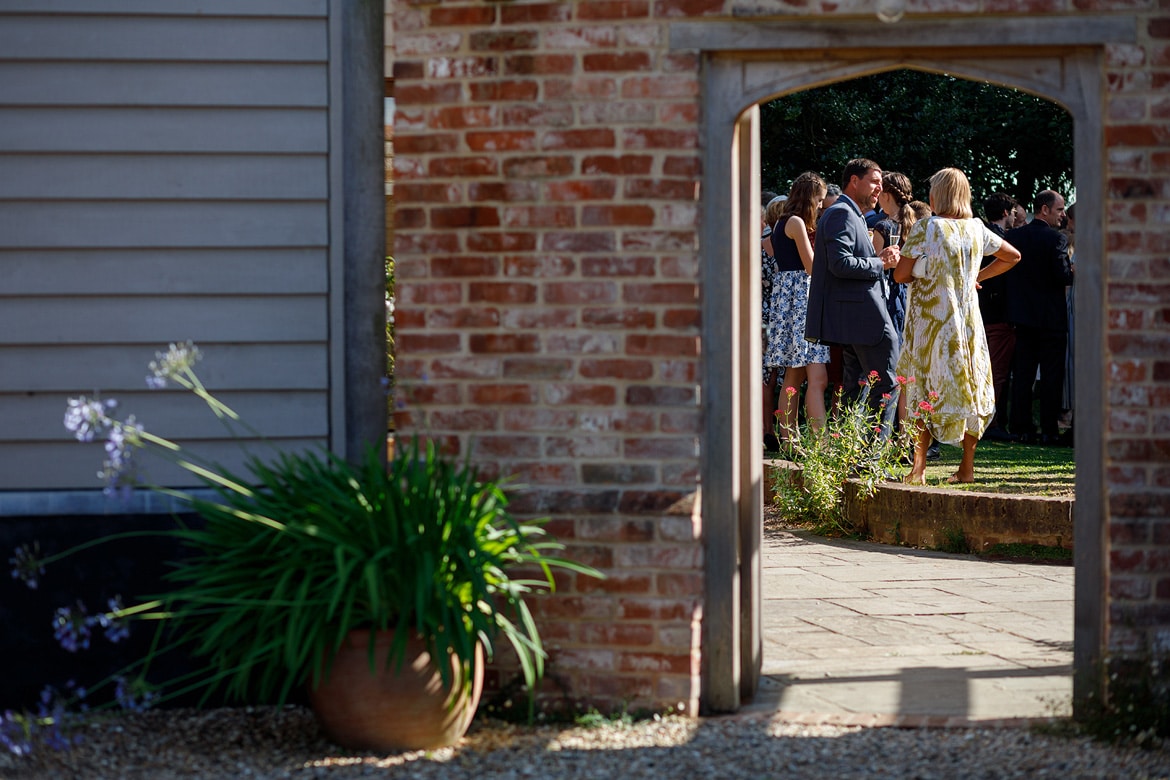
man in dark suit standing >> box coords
[1004,189,1075,445]
[806,158,901,436]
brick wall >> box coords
[389,0,1170,714]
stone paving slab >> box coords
[748,529,1074,721]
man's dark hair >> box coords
[841,158,880,189]
[1034,189,1060,213]
[983,192,1016,222]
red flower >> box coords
[784,386,798,397]
[918,400,934,413]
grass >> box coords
[918,439,1075,496]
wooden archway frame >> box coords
[679,15,1137,715]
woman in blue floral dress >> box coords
[765,172,831,442]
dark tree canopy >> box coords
[760,70,1074,216]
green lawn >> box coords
[918,439,1075,496]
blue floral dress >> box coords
[764,224,830,370]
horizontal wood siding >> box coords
[0,4,333,491]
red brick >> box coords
[430,306,503,327]
[429,156,498,177]
[534,595,615,621]
[394,231,462,255]
[545,436,622,459]
[582,256,656,276]
[584,52,653,71]
[398,383,460,406]
[625,437,696,459]
[582,155,654,175]
[396,182,460,202]
[467,231,538,252]
[578,624,655,646]
[664,156,701,177]
[510,462,579,484]
[577,570,655,594]
[469,80,540,102]
[583,205,656,226]
[578,0,651,19]
[394,281,461,305]
[502,309,578,329]
[546,383,618,405]
[577,517,655,542]
[430,5,495,25]
[502,103,575,127]
[470,30,538,51]
[470,333,541,353]
[623,128,698,150]
[470,435,542,458]
[432,104,497,130]
[1107,125,1170,146]
[502,358,573,380]
[394,208,426,229]
[543,232,617,253]
[621,76,699,99]
[627,334,699,356]
[577,410,655,433]
[392,60,423,80]
[580,359,654,380]
[468,181,540,201]
[503,205,576,227]
[1158,578,1170,600]
[617,598,694,621]
[660,410,700,433]
[504,255,577,277]
[664,309,700,328]
[622,230,694,251]
[428,356,499,378]
[618,652,693,674]
[543,129,617,150]
[544,77,619,100]
[431,256,498,277]
[467,281,535,304]
[544,281,618,304]
[503,155,575,178]
[1107,466,1148,487]
[394,82,463,104]
[627,386,695,406]
[396,332,461,353]
[624,283,698,304]
[431,207,502,228]
[653,0,725,16]
[546,180,619,201]
[625,178,699,199]
[469,385,539,405]
[466,131,537,152]
[504,54,575,76]
[500,2,572,23]
[429,409,498,431]
[502,409,578,432]
[656,572,703,597]
[583,308,657,329]
[426,56,497,80]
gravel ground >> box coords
[4,706,1170,780]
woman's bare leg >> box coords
[778,365,807,441]
[804,363,828,435]
[949,433,978,483]
[903,420,931,485]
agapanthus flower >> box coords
[0,710,33,756]
[9,542,45,589]
[113,676,158,713]
[63,397,117,443]
[52,602,92,653]
[146,341,202,388]
[99,417,144,499]
[35,684,83,751]
[91,596,130,644]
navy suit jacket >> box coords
[1003,219,1074,331]
[805,194,894,347]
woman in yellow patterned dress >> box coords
[894,168,1021,484]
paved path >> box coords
[742,528,1073,724]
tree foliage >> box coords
[760,69,1074,215]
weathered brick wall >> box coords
[389,0,1170,713]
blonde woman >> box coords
[765,172,830,441]
[894,168,1021,484]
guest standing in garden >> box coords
[767,172,830,442]
[894,168,1021,484]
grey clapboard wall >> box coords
[0,1,341,491]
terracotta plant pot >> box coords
[308,629,484,752]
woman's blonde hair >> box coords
[778,171,827,233]
[927,167,974,219]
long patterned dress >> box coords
[895,217,1004,445]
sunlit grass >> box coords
[920,440,1075,496]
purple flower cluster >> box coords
[63,397,116,443]
[0,683,86,756]
[145,340,202,388]
[51,597,132,653]
[98,416,143,499]
[8,542,45,590]
[113,676,157,713]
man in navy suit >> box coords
[805,158,902,436]
[1004,190,1075,445]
